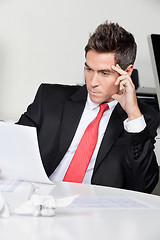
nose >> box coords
[90,73,100,87]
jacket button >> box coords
[134,153,139,159]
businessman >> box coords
[17,21,160,193]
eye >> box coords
[101,71,109,77]
[85,67,92,72]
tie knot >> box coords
[95,103,109,121]
[99,103,109,113]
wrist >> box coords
[128,109,142,121]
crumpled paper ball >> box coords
[15,194,78,217]
[0,193,10,218]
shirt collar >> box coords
[86,94,118,111]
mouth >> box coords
[88,89,101,96]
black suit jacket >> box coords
[17,84,160,193]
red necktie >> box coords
[63,103,109,183]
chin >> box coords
[89,95,103,104]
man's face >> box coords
[85,50,120,103]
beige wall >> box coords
[0,0,160,121]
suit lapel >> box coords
[57,85,87,161]
[93,103,128,174]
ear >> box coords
[125,65,134,76]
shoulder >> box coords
[35,83,83,101]
[38,83,81,96]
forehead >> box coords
[86,50,116,70]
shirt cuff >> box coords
[123,115,146,133]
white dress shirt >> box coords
[49,95,146,183]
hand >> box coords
[111,64,142,120]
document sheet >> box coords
[68,196,157,209]
[0,122,52,184]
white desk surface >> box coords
[1,181,160,240]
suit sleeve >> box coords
[123,111,160,193]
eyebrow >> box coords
[84,62,115,74]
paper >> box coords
[0,179,23,192]
[0,122,53,184]
[67,196,157,209]
[0,193,10,217]
[15,194,78,217]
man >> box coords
[17,21,160,193]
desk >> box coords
[1,181,160,240]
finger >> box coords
[112,64,127,76]
[115,75,133,85]
[111,93,122,101]
[119,79,135,92]
[119,80,127,91]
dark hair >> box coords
[85,21,137,70]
